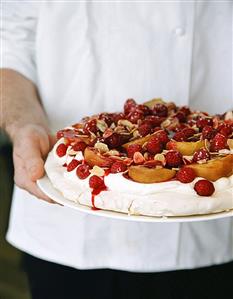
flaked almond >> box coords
[89,131,97,139]
[114,126,128,134]
[97,119,108,132]
[103,128,114,139]
[183,155,193,162]
[154,153,165,162]
[197,159,208,164]
[161,119,171,128]
[167,102,176,112]
[122,157,133,166]
[161,117,179,131]
[90,165,105,177]
[66,145,73,153]
[75,134,89,138]
[107,150,120,156]
[133,130,140,139]
[142,141,148,150]
[227,139,233,150]
[94,142,109,153]
[154,153,166,166]
[218,149,231,155]
[133,152,145,164]
[118,119,134,130]
[225,111,233,121]
[212,116,220,129]
[144,152,149,160]
[67,148,78,156]
[204,139,210,150]
[110,123,116,129]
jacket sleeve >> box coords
[1,2,39,84]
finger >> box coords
[16,135,46,180]
[26,180,56,203]
[14,162,56,203]
[14,148,45,182]
[27,157,45,181]
[14,152,62,205]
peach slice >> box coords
[166,140,205,156]
[143,98,165,109]
[84,147,113,168]
[188,154,233,181]
[122,133,156,149]
[128,165,176,183]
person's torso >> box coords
[8,1,233,272]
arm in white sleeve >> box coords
[1,2,39,84]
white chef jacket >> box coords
[2,1,233,272]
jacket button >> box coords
[174,27,185,36]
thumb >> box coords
[24,136,49,181]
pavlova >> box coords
[45,98,233,217]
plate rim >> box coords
[37,175,233,223]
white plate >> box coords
[37,175,233,223]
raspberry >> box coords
[174,111,186,122]
[89,175,105,189]
[176,167,196,183]
[128,110,144,124]
[136,104,151,116]
[192,148,210,163]
[76,164,90,179]
[146,137,163,154]
[144,115,165,127]
[202,126,217,140]
[154,130,169,144]
[196,117,213,130]
[56,143,67,157]
[105,133,121,149]
[56,130,64,139]
[210,133,228,152]
[138,123,152,137]
[110,161,127,173]
[179,106,191,116]
[173,131,187,141]
[173,128,195,141]
[166,140,176,151]
[153,127,162,132]
[174,123,187,132]
[165,150,183,168]
[182,127,196,138]
[194,180,215,196]
[152,103,168,117]
[83,119,98,135]
[127,144,142,158]
[67,159,81,172]
[217,123,232,137]
[72,141,87,152]
[124,99,137,114]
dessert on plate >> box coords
[45,98,233,217]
